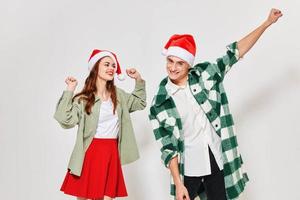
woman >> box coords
[54,49,146,200]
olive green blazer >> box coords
[54,80,146,176]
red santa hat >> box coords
[162,34,196,66]
[88,49,125,80]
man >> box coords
[149,9,282,200]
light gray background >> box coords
[1,0,299,199]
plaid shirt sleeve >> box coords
[149,106,179,168]
[193,42,240,81]
[214,41,240,79]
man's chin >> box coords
[169,75,183,82]
[168,75,179,80]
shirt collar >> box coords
[165,77,187,95]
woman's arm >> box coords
[54,76,81,129]
[54,91,81,129]
[123,68,147,112]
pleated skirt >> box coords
[60,138,128,199]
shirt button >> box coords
[215,124,219,128]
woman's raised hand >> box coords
[126,68,142,81]
[65,76,78,92]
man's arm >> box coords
[149,106,190,199]
[169,157,190,200]
[237,8,283,58]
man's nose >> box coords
[169,64,176,71]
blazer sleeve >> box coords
[121,79,147,113]
[54,90,82,129]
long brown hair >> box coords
[72,58,117,115]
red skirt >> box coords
[60,138,128,199]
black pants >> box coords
[184,147,227,200]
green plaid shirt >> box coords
[149,42,249,200]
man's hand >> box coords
[175,182,190,200]
[266,8,283,26]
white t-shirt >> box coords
[166,78,223,176]
[94,99,119,138]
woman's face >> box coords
[97,56,117,81]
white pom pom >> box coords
[117,73,125,81]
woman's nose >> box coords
[109,65,116,70]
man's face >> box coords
[166,56,190,84]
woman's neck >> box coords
[96,78,110,101]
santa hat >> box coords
[88,49,125,81]
[162,34,196,66]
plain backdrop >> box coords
[1,0,300,199]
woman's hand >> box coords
[175,182,190,200]
[126,68,142,81]
[65,76,78,92]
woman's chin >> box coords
[98,75,114,82]
[105,76,114,81]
